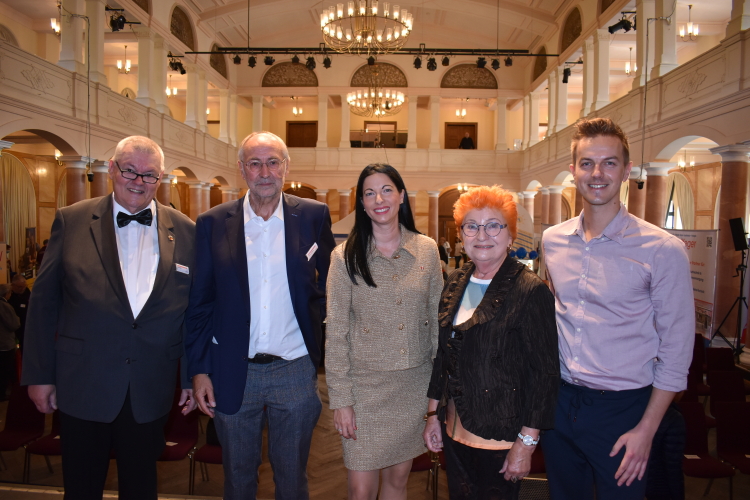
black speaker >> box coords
[728,218,748,251]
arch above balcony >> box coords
[262,62,318,87]
[351,63,407,87]
[441,64,497,89]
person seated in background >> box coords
[423,185,559,500]
[8,274,29,351]
[0,283,20,401]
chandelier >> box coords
[679,4,699,41]
[346,66,404,117]
[321,1,414,55]
[117,45,131,74]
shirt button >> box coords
[424,320,429,325]
[400,349,406,354]
[574,356,579,361]
[125,358,130,364]
[576,328,581,332]
[399,324,404,330]
[132,323,138,329]
[392,275,398,281]
[263,306,267,309]
[262,332,266,336]
[581,274,586,278]
[580,300,585,305]
[585,247,590,251]
[396,298,402,305]
[363,328,369,333]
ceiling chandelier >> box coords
[321,1,413,55]
[346,66,405,117]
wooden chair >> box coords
[678,401,734,499]
[188,416,223,495]
[410,451,445,500]
[157,390,199,463]
[707,370,746,418]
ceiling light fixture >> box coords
[233,54,241,65]
[504,56,513,67]
[117,45,131,74]
[248,56,257,67]
[427,57,437,71]
[166,74,177,97]
[491,58,500,70]
[264,55,275,65]
[321,1,414,55]
[679,5,699,41]
[292,97,303,116]
[625,47,637,76]
[347,66,405,117]
[306,56,316,70]
[608,14,634,34]
[413,56,421,69]
[442,56,450,66]
[476,57,486,69]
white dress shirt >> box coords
[112,196,159,318]
[243,193,307,360]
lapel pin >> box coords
[168,235,174,241]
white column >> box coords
[580,39,594,117]
[317,94,328,147]
[198,69,208,133]
[428,96,441,150]
[522,95,530,149]
[252,95,263,132]
[85,0,107,84]
[428,191,440,240]
[547,185,566,225]
[528,92,541,147]
[201,182,212,212]
[219,89,231,144]
[339,97,351,148]
[553,66,568,134]
[229,94,238,146]
[58,0,85,74]
[651,0,678,78]
[406,96,418,149]
[547,74,557,138]
[522,191,537,218]
[133,26,155,108]
[152,35,169,115]
[592,29,610,112]
[185,64,200,129]
[539,187,550,225]
[314,189,329,204]
[728,0,750,37]
[633,0,656,89]
[494,97,508,150]
[338,189,351,219]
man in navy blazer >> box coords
[186,131,335,499]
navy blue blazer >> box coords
[185,193,335,415]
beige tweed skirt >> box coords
[341,361,432,471]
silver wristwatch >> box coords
[517,433,539,446]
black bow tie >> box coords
[117,209,153,228]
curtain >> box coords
[1,154,37,274]
[620,181,629,206]
[666,173,695,230]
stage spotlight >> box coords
[109,14,126,31]
[367,56,376,66]
[427,57,437,71]
[476,57,486,69]
[178,62,186,75]
[562,67,571,84]
[504,56,513,67]
[306,56,316,70]
[491,59,500,70]
[413,56,422,69]
[323,56,332,68]
[291,55,300,64]
[233,54,241,65]
[608,17,633,34]
[264,56,275,65]
[442,56,450,66]
[248,56,257,68]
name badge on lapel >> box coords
[176,264,189,275]
[306,243,318,261]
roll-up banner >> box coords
[665,229,718,339]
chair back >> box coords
[3,384,45,436]
[714,401,750,456]
[677,401,709,455]
[705,348,735,372]
[163,390,200,442]
[708,370,745,416]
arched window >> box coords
[170,6,195,51]
[560,8,582,53]
[533,46,547,82]
[210,44,228,79]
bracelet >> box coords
[423,410,437,421]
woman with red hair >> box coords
[423,185,559,499]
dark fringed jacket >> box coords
[426,257,560,441]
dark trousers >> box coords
[543,381,652,500]
[59,390,169,500]
[442,423,521,500]
[454,256,462,268]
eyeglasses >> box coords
[461,222,507,237]
[115,161,160,184]
[240,157,288,172]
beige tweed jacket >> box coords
[325,228,444,409]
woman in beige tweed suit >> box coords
[326,164,443,500]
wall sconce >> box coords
[289,181,302,190]
[457,183,469,192]
[678,149,695,171]
[53,149,63,166]
[50,18,60,36]
[171,176,178,185]
[456,98,468,119]
[625,47,637,76]
[206,108,210,115]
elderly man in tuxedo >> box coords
[22,136,196,500]
[186,131,335,499]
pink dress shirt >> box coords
[542,204,694,393]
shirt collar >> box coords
[112,194,156,219]
[571,202,629,244]
[368,225,419,259]
[244,192,284,223]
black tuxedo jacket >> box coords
[185,193,335,415]
[21,196,195,424]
